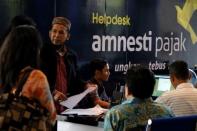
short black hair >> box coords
[126,66,155,99]
[169,60,189,80]
[89,58,108,77]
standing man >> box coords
[40,17,86,113]
[156,60,197,116]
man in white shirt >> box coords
[156,60,197,116]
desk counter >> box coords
[58,121,103,131]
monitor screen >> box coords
[152,75,174,97]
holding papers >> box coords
[60,86,97,109]
[59,85,108,116]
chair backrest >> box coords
[147,115,197,131]
[189,69,197,85]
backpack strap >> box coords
[14,67,33,97]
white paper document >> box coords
[61,105,108,116]
[60,86,96,109]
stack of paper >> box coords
[61,105,108,116]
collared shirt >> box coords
[55,55,67,96]
[54,55,68,113]
[156,83,197,116]
[104,97,173,131]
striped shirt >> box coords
[156,83,197,116]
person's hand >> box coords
[53,90,67,102]
[85,83,97,93]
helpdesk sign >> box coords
[63,0,197,74]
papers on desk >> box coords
[60,86,96,109]
[60,86,108,116]
[61,105,108,116]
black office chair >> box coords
[189,69,197,86]
[146,115,197,131]
[125,125,146,131]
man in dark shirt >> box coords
[40,17,87,113]
[87,58,110,108]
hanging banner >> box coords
[55,0,197,77]
[0,0,196,77]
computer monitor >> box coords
[152,75,174,97]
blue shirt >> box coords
[104,97,174,131]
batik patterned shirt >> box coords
[104,97,174,131]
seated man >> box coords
[156,60,197,116]
[87,58,110,108]
[104,66,174,131]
